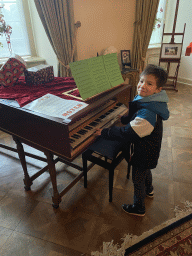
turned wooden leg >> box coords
[44,151,61,208]
[13,136,33,191]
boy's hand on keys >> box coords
[95,128,102,136]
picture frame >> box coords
[160,43,182,60]
[121,50,131,68]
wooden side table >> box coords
[121,69,140,98]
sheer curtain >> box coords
[131,0,160,72]
[34,0,78,77]
[0,0,31,57]
[149,0,167,46]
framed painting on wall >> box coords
[121,50,131,68]
[160,43,182,60]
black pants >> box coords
[132,165,153,211]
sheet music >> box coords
[68,59,98,99]
[23,94,88,122]
[69,56,111,99]
[0,99,20,107]
[89,56,111,93]
[68,53,124,100]
[103,53,124,87]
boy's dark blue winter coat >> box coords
[101,90,169,169]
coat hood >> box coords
[133,90,169,103]
[133,90,169,120]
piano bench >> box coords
[82,137,131,202]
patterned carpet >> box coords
[92,202,192,255]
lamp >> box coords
[185,42,192,56]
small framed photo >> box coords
[121,50,131,67]
[160,43,182,60]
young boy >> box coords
[95,64,169,216]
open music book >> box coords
[23,93,88,122]
[68,53,124,100]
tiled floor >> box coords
[0,84,192,255]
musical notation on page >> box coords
[23,94,88,122]
[68,53,124,100]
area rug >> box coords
[91,201,192,256]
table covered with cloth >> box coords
[0,76,81,107]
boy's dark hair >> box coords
[141,64,168,88]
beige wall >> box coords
[27,0,136,75]
[73,0,136,65]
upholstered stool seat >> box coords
[82,137,131,202]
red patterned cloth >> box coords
[0,55,26,87]
[0,76,81,107]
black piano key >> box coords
[89,121,99,127]
[70,138,75,143]
[84,126,93,130]
[77,129,88,135]
[72,134,81,139]
[95,118,101,122]
[116,103,122,106]
[99,115,106,119]
[108,109,114,113]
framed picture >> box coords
[121,50,131,67]
[160,43,182,60]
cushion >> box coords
[88,136,125,159]
[0,54,26,87]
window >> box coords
[0,0,31,58]
[149,0,167,47]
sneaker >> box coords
[146,190,154,198]
[122,204,145,216]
